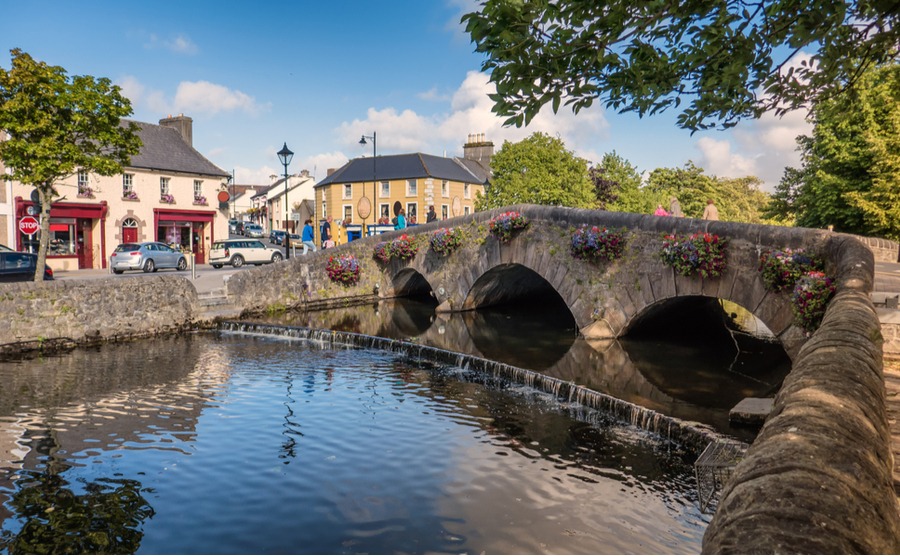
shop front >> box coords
[154,208,216,264]
[14,197,108,270]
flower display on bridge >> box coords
[488,211,528,242]
[372,234,420,263]
[326,254,360,285]
[791,270,836,333]
[758,248,823,292]
[570,226,626,262]
[659,233,727,278]
[430,227,464,256]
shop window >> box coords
[464,206,471,215]
[406,203,418,224]
[441,205,448,220]
[21,219,76,256]
[379,204,390,223]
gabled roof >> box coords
[315,152,488,188]
[126,120,228,178]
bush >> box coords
[430,227,464,256]
[659,233,727,278]
[488,211,528,242]
[325,254,360,285]
[758,248,822,292]
[791,271,836,333]
[570,226,626,262]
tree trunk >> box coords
[33,185,53,282]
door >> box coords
[193,223,205,264]
[122,218,138,243]
[77,219,93,269]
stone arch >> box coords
[390,267,434,298]
[113,210,148,244]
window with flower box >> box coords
[122,174,134,198]
[160,177,170,196]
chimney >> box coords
[159,114,193,146]
[463,132,494,167]
[327,168,337,176]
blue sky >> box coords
[3,0,810,191]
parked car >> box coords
[0,251,53,282]
[229,219,240,234]
[243,224,265,238]
[269,230,286,245]
[0,243,14,252]
[210,239,283,268]
[109,242,188,274]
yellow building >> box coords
[314,135,492,238]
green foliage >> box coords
[462,0,900,131]
[600,152,651,214]
[475,132,594,210]
[0,49,141,280]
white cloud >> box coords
[117,77,267,117]
[695,137,758,178]
[144,32,199,55]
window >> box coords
[441,180,449,197]
[343,205,353,224]
[380,181,390,198]
[406,203,418,224]
[464,206,471,215]
[379,204,390,222]
[194,180,203,199]
[464,183,471,199]
[321,200,327,219]
[123,174,134,197]
[406,179,417,196]
[23,218,76,256]
[441,205,449,220]
[343,184,353,200]
[77,171,91,197]
[160,177,170,196]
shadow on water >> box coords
[254,293,790,441]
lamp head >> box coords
[277,142,294,167]
[359,135,367,146]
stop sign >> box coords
[18,216,39,235]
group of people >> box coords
[653,197,719,221]
[391,205,438,231]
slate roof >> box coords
[125,120,228,178]
[315,152,488,188]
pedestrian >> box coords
[669,196,683,217]
[301,219,316,255]
[426,205,437,223]
[654,204,669,216]
[394,208,407,230]
[702,199,720,221]
[321,216,333,248]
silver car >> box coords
[210,239,283,268]
[110,242,188,274]
[244,224,265,238]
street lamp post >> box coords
[277,142,294,259]
[359,132,376,237]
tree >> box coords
[588,164,618,210]
[474,132,595,210]
[599,152,652,215]
[765,63,900,239]
[0,49,141,280]
[462,0,900,131]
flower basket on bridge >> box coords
[373,235,420,263]
[489,211,528,242]
[758,248,822,292]
[791,271,836,333]
[570,226,626,262]
[430,227,463,256]
[659,233,727,278]
[326,254,360,286]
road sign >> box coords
[19,216,39,235]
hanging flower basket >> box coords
[659,233,727,278]
[326,254,360,285]
[430,227,464,256]
[372,234,420,263]
[570,226,626,262]
[791,271,836,333]
[488,211,528,242]
[758,248,823,292]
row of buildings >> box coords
[0,115,491,271]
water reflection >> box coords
[256,297,790,440]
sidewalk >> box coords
[53,264,235,296]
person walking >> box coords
[300,219,316,255]
[669,196,683,217]
[321,216,333,248]
[426,205,437,223]
[394,209,407,230]
[702,199,720,221]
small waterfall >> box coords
[219,321,727,453]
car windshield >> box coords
[115,244,141,252]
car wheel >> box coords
[212,264,223,269]
[113,269,124,275]
[231,255,244,268]
[143,259,155,273]
[271,252,283,263]
[177,257,187,271]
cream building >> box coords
[3,115,230,270]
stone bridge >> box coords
[229,204,843,359]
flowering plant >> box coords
[791,271,836,333]
[758,248,822,292]
[430,227,464,256]
[193,195,208,205]
[570,226,626,262]
[77,186,94,198]
[124,190,139,201]
[659,233,727,278]
[326,254,360,285]
[161,193,175,204]
[373,234,420,263]
[488,211,528,242]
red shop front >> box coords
[154,208,216,264]
[15,197,108,269]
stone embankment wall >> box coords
[702,235,900,553]
[854,234,900,262]
[0,275,198,350]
